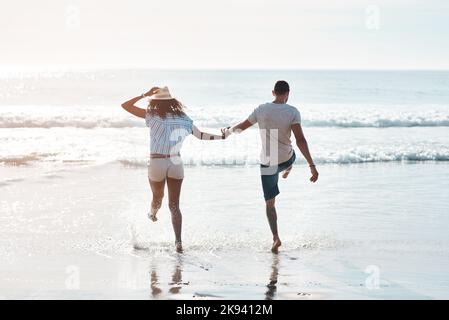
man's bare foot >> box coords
[282,165,292,179]
[271,238,282,254]
[175,241,183,253]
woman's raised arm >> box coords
[121,87,159,118]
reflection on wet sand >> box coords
[150,268,162,297]
[150,256,189,297]
[265,254,279,300]
[169,262,183,294]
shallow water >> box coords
[1,69,449,298]
[1,162,448,299]
[1,69,449,166]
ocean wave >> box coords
[2,150,449,168]
[0,153,56,166]
[2,105,449,128]
[303,118,449,128]
[0,117,143,129]
[117,152,449,167]
[3,115,449,129]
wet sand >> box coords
[1,162,449,299]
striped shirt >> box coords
[145,113,193,155]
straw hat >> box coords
[149,86,174,100]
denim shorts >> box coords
[260,151,296,201]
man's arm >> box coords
[225,119,253,137]
[291,123,319,183]
[224,105,257,137]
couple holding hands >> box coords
[121,80,318,253]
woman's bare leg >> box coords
[167,177,183,252]
[149,179,165,222]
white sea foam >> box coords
[1,128,449,166]
[2,105,449,128]
[1,105,449,167]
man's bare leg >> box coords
[282,165,293,179]
[266,198,282,253]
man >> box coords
[224,80,318,253]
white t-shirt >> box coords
[248,102,301,166]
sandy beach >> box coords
[1,161,448,299]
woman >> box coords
[121,86,226,253]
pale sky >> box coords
[1,0,449,70]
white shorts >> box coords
[147,157,184,181]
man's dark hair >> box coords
[274,80,290,95]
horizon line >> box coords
[1,66,449,73]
